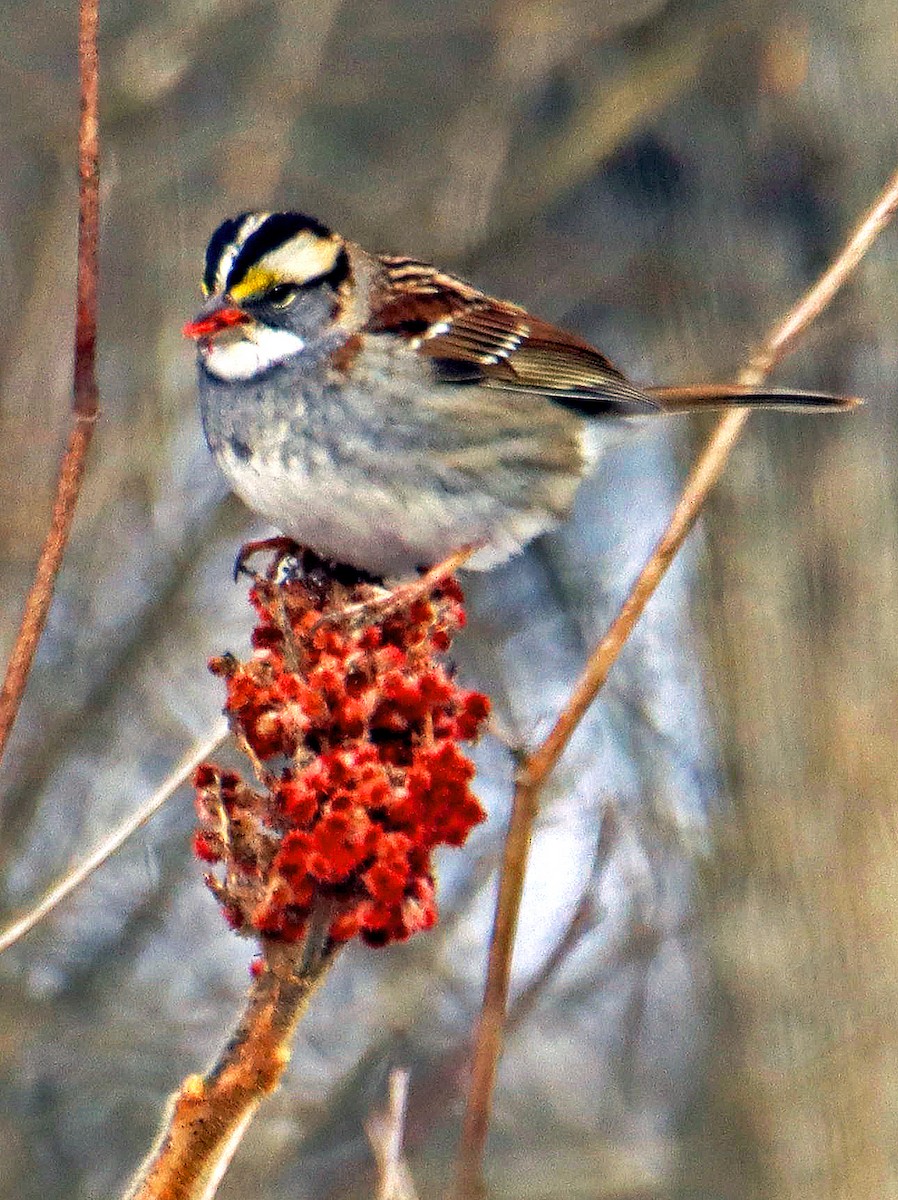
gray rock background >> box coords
[0,1,895,1197]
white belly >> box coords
[215,442,556,577]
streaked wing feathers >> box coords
[369,258,659,415]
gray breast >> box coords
[195,337,591,575]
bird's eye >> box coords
[264,283,298,307]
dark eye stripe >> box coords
[310,246,350,292]
[250,248,351,302]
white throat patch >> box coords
[200,326,306,382]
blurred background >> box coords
[0,1,895,1197]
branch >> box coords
[366,1070,420,1200]
[122,939,338,1200]
[453,164,898,1199]
[0,0,100,764]
[0,718,229,955]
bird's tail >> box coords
[646,384,862,413]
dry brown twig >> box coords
[0,0,100,765]
[122,939,338,1200]
[452,167,898,1199]
[367,1069,420,1200]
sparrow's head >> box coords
[184,211,351,382]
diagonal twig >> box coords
[453,164,898,1199]
[0,717,229,954]
[0,0,101,765]
[367,1069,420,1200]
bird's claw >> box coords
[233,537,302,582]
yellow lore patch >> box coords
[229,266,283,303]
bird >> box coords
[184,210,857,581]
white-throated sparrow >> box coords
[184,211,856,578]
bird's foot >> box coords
[233,536,303,582]
[234,539,382,590]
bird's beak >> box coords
[182,301,249,340]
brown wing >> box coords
[366,257,861,416]
[368,257,659,416]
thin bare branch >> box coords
[367,1070,420,1200]
[0,0,100,764]
[747,165,898,382]
[502,811,613,1035]
[452,164,898,1200]
[0,718,229,955]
